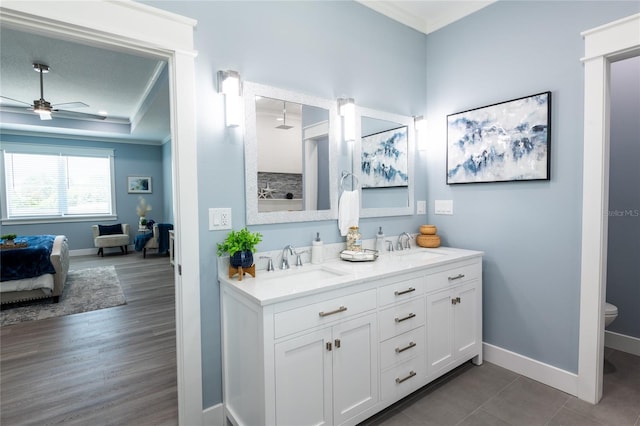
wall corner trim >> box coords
[483,342,579,397]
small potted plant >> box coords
[1,233,17,246]
[216,227,263,268]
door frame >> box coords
[0,2,203,423]
[578,13,640,404]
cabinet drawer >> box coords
[274,289,376,338]
[425,262,481,293]
[380,326,425,371]
[378,276,424,307]
[379,298,425,341]
[380,354,426,403]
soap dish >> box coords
[340,249,379,262]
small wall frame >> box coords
[127,176,152,193]
[447,91,551,184]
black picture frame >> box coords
[446,91,551,184]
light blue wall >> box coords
[607,56,640,339]
[0,134,166,249]
[146,0,427,408]
[424,1,640,374]
[162,140,174,225]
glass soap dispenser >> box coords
[375,227,385,253]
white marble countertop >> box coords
[218,246,483,306]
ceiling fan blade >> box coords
[51,101,90,109]
[52,109,107,120]
[0,95,33,106]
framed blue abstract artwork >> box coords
[446,92,551,184]
[361,126,409,188]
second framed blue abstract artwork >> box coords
[446,92,551,184]
[361,126,409,188]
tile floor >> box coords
[360,348,640,426]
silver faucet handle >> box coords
[386,240,394,252]
[405,237,411,249]
[260,256,274,271]
[294,250,308,267]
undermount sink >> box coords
[393,249,445,261]
[261,265,347,284]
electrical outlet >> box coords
[209,208,232,230]
[434,200,453,215]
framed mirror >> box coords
[244,82,339,224]
[354,106,415,217]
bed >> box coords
[0,235,70,304]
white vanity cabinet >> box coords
[426,261,483,378]
[220,247,482,426]
[274,312,378,426]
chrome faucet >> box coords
[397,232,411,251]
[281,244,295,269]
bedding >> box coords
[1,235,69,304]
[1,235,56,282]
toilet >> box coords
[604,302,618,328]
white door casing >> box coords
[579,13,640,404]
[0,1,203,424]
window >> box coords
[1,143,116,222]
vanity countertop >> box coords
[219,246,483,306]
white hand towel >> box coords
[338,190,360,236]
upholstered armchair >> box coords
[142,224,159,258]
[92,223,130,257]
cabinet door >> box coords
[426,289,454,376]
[454,281,479,359]
[332,313,378,425]
[275,329,333,426]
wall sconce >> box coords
[414,115,427,151]
[217,70,242,127]
[338,98,355,142]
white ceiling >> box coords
[0,27,171,144]
[0,1,492,144]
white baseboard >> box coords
[605,331,640,356]
[202,403,224,426]
[483,342,578,396]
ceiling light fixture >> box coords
[338,98,355,142]
[217,70,242,127]
[275,101,293,130]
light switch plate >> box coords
[209,208,232,230]
[416,200,426,215]
[434,200,453,215]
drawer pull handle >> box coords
[319,306,347,317]
[394,287,416,296]
[395,313,416,323]
[448,273,465,281]
[396,370,417,384]
[395,341,416,353]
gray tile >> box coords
[604,350,640,389]
[564,380,640,426]
[457,409,512,426]
[547,407,606,426]
[481,377,571,426]
[366,411,426,426]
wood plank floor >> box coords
[1,252,178,425]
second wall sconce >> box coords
[218,70,242,127]
[338,98,355,143]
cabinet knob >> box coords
[326,342,332,351]
[335,339,341,349]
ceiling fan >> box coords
[0,63,106,121]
